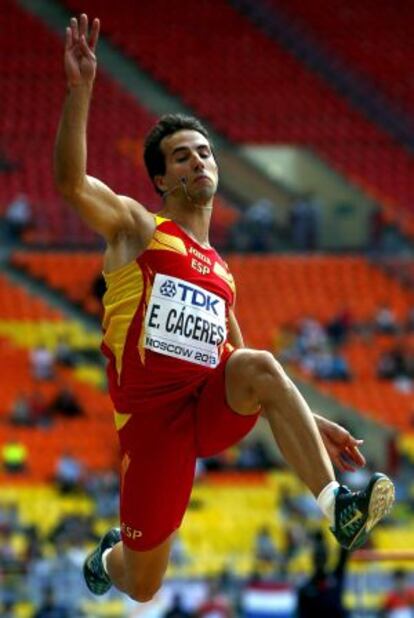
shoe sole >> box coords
[349,476,395,550]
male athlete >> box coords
[54,15,394,603]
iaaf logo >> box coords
[159,280,177,298]
[159,279,219,316]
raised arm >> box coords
[53,14,154,244]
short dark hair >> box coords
[144,114,212,195]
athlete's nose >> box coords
[190,152,205,171]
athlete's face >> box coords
[157,130,218,205]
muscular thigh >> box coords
[195,348,259,457]
[118,400,196,552]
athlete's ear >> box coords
[154,174,167,194]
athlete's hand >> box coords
[65,13,100,88]
[315,415,366,472]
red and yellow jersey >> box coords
[101,216,236,413]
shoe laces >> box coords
[339,495,362,537]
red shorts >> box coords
[117,350,259,551]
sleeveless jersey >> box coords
[101,216,236,413]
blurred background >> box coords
[1,0,414,616]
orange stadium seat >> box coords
[12,251,103,316]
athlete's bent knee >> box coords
[250,351,285,381]
[127,580,162,603]
[248,351,290,397]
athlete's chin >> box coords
[192,186,217,205]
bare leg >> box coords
[106,534,174,602]
[226,350,335,497]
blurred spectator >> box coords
[312,350,352,381]
[245,198,276,251]
[290,192,320,251]
[163,593,193,618]
[24,526,44,562]
[230,198,278,252]
[197,578,233,617]
[8,390,51,429]
[280,487,322,523]
[54,337,78,368]
[5,193,32,240]
[30,390,52,428]
[50,514,97,547]
[236,440,273,470]
[0,502,20,534]
[170,533,191,567]
[297,531,349,618]
[326,307,353,347]
[297,317,327,355]
[30,345,55,380]
[0,530,20,568]
[49,384,83,419]
[376,343,414,394]
[0,141,19,172]
[55,452,84,494]
[382,569,414,618]
[85,469,119,518]
[377,345,407,380]
[9,392,34,426]
[254,526,280,565]
[1,600,16,618]
[280,315,352,382]
[32,587,70,618]
[374,303,398,335]
[1,439,28,474]
[283,518,307,568]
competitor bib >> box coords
[144,274,227,367]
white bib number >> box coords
[144,274,227,368]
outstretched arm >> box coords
[54,14,154,244]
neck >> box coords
[159,199,213,247]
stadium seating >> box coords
[265,0,414,118]
[0,339,115,482]
[62,0,414,236]
[12,251,104,316]
[0,274,114,481]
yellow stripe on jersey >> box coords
[114,410,132,431]
[137,270,154,366]
[148,229,188,255]
[102,261,144,383]
[213,261,236,294]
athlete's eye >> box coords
[199,148,211,158]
